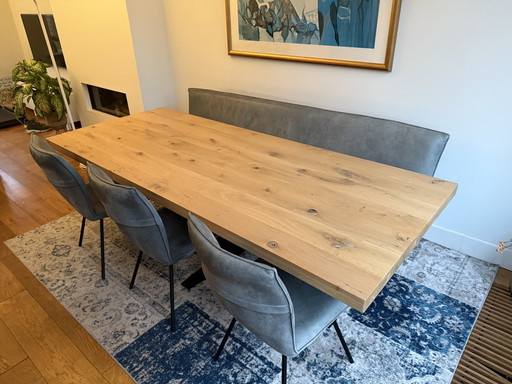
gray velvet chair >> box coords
[87,162,195,332]
[187,213,354,383]
[29,134,108,279]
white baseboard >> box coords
[425,224,512,271]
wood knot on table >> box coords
[395,233,410,242]
[324,234,354,249]
[337,169,369,181]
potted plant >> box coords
[12,59,71,131]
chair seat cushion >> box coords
[277,268,348,353]
[85,183,108,220]
[158,208,195,261]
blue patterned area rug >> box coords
[5,213,498,383]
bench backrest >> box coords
[189,88,449,176]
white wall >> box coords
[126,0,175,110]
[50,0,174,127]
[7,0,53,60]
[162,0,512,268]
[0,0,24,78]
[50,0,145,126]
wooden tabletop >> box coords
[47,108,457,312]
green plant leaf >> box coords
[12,88,26,118]
[36,76,48,92]
[50,93,65,120]
[21,84,33,95]
[13,72,33,83]
[33,91,52,116]
[10,59,72,119]
[34,105,44,118]
[61,79,72,101]
[24,59,49,74]
[12,85,23,98]
[11,66,21,80]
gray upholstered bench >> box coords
[188,88,449,176]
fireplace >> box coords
[86,84,130,117]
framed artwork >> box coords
[226,0,402,71]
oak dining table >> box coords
[47,108,458,312]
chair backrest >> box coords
[187,213,299,356]
[87,162,171,265]
[29,133,101,220]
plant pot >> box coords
[25,107,36,120]
[35,112,67,132]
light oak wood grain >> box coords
[0,359,47,384]
[102,365,136,384]
[48,108,458,311]
[493,268,512,290]
[0,291,109,384]
[0,260,24,302]
[0,317,27,375]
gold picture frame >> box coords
[226,0,402,71]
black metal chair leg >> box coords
[100,219,105,279]
[332,320,354,363]
[129,251,144,289]
[78,217,86,246]
[169,264,176,332]
[213,317,237,361]
[282,355,287,384]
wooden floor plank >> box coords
[0,290,109,384]
[0,168,71,224]
[102,364,137,384]
[493,269,512,290]
[0,359,47,384]
[1,249,120,376]
[0,317,27,375]
[0,259,24,302]
[0,219,16,244]
[0,194,41,235]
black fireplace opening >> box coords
[86,84,130,117]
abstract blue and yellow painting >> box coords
[237,0,380,48]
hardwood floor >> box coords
[0,124,510,383]
[0,125,134,384]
